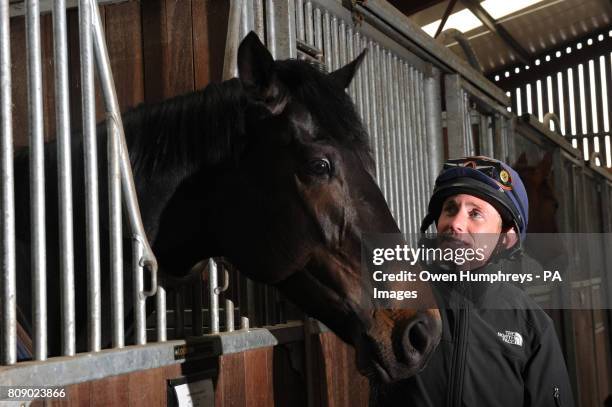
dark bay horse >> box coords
[12,32,441,384]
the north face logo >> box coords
[498,330,523,347]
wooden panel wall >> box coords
[7,0,229,146]
[309,332,370,407]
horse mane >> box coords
[123,78,247,178]
[14,59,372,177]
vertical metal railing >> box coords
[0,0,17,366]
[89,0,158,347]
[1,0,159,363]
[26,0,48,361]
[79,0,102,353]
[52,0,76,357]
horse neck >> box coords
[121,84,246,275]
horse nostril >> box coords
[408,321,429,353]
[398,316,438,366]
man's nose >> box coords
[448,212,467,233]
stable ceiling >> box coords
[387,0,611,75]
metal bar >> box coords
[90,0,158,296]
[330,15,338,70]
[313,6,322,55]
[359,35,370,131]
[391,56,406,231]
[433,0,458,39]
[412,69,424,218]
[322,11,331,70]
[79,0,101,352]
[380,49,393,211]
[406,66,418,234]
[209,258,219,334]
[52,0,76,358]
[296,0,304,41]
[26,0,47,361]
[223,0,242,80]
[417,72,429,221]
[240,316,249,330]
[424,66,444,186]
[254,0,265,39]
[367,40,381,182]
[338,20,346,68]
[156,286,167,342]
[268,0,296,60]
[0,0,17,366]
[132,238,146,345]
[349,30,360,116]
[304,1,313,47]
[265,0,277,58]
[460,0,530,65]
[397,62,411,233]
[108,118,123,348]
[225,299,235,332]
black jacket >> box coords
[374,259,575,407]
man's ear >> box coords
[328,49,366,89]
[502,226,519,249]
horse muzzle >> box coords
[357,308,442,383]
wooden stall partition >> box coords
[306,329,370,407]
[26,345,280,406]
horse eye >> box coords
[308,158,332,176]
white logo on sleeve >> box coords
[497,330,523,347]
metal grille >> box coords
[1,0,157,365]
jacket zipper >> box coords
[447,306,469,407]
[553,386,562,407]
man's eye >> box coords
[470,210,483,219]
[307,158,332,176]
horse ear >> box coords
[238,32,274,89]
[328,49,367,89]
[515,152,528,168]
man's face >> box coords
[436,194,508,267]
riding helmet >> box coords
[420,156,529,243]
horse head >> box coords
[159,33,441,383]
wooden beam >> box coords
[434,0,459,38]
[460,0,531,65]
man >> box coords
[375,156,574,406]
